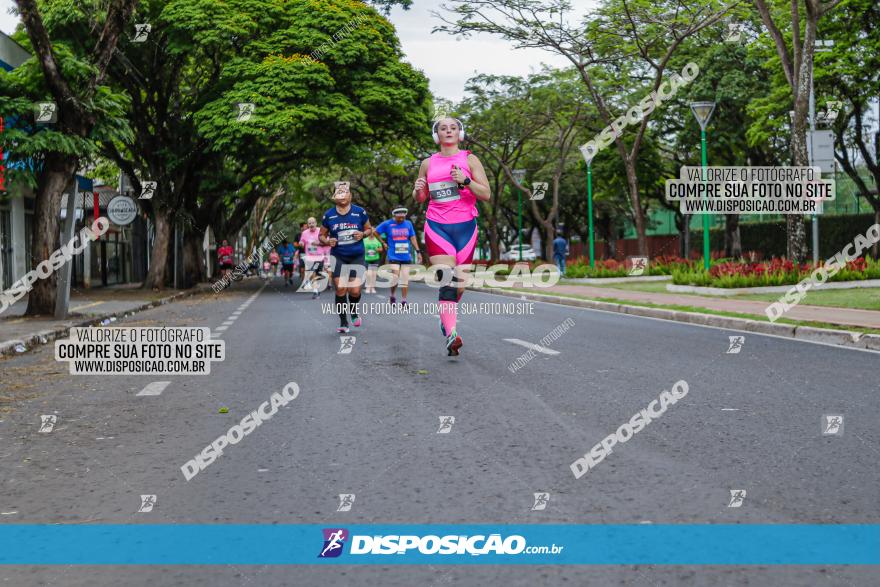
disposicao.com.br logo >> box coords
[318,529,563,558]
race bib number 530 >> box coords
[429,181,461,203]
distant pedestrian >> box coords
[217,239,234,281]
[552,233,568,277]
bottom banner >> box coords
[0,525,878,565]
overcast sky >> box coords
[0,0,597,102]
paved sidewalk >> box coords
[502,282,880,329]
[0,282,216,355]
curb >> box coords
[471,287,880,352]
[0,285,213,358]
[561,275,672,285]
[667,278,880,296]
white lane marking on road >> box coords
[721,408,740,411]
[212,282,266,339]
[137,381,171,397]
[503,338,560,355]
[375,294,385,299]
[1,511,17,515]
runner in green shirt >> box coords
[363,233,384,294]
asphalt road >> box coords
[1,276,877,586]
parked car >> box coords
[500,245,537,261]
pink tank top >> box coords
[300,229,328,261]
[425,150,478,224]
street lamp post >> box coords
[690,101,716,271]
[579,144,597,268]
[512,169,526,262]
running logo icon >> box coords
[628,257,648,276]
[39,415,56,433]
[338,336,356,354]
[35,102,57,124]
[816,100,842,126]
[727,336,745,354]
[822,414,843,436]
[530,182,548,201]
[724,21,743,44]
[140,181,157,200]
[337,494,355,512]
[236,103,255,122]
[531,492,550,511]
[437,416,455,434]
[138,494,156,513]
[318,528,348,558]
[728,489,746,508]
[133,23,151,42]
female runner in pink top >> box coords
[412,117,491,356]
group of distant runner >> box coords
[216,117,489,356]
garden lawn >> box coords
[736,288,880,311]
[558,279,880,311]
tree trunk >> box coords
[681,215,691,259]
[488,222,500,262]
[787,18,816,262]
[786,216,807,261]
[144,208,171,289]
[24,152,78,316]
[538,221,554,261]
[874,208,880,260]
[181,227,206,288]
[724,214,742,258]
[624,159,647,256]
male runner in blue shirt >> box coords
[375,207,421,305]
[277,239,296,285]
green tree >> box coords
[752,0,846,260]
[5,0,138,314]
[99,0,428,288]
[438,0,736,256]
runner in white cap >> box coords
[374,207,421,305]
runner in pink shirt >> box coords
[299,217,330,298]
[412,117,491,356]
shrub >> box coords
[672,256,880,287]
[563,256,697,278]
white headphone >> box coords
[432,118,465,144]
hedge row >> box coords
[693,214,878,258]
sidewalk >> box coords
[501,282,880,330]
[0,283,213,356]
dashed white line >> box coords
[211,282,267,340]
[503,338,561,355]
[137,381,171,397]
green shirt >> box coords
[364,236,382,262]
